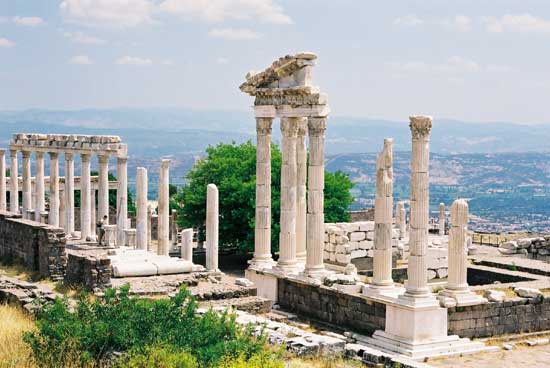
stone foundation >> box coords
[65,251,112,291]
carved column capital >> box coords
[81,153,91,162]
[48,152,58,160]
[22,150,31,159]
[10,149,17,158]
[160,158,170,169]
[280,117,300,137]
[35,151,44,159]
[98,154,109,164]
[409,115,433,139]
[256,117,273,135]
[296,117,308,137]
[308,117,327,137]
[65,152,73,161]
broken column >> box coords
[158,159,170,255]
[22,150,32,218]
[251,117,275,268]
[277,118,299,272]
[0,149,5,211]
[9,150,18,213]
[304,117,327,277]
[397,201,406,239]
[439,199,487,306]
[116,155,128,247]
[80,153,92,240]
[48,152,60,227]
[296,118,308,262]
[369,138,395,293]
[439,203,445,235]
[181,228,193,262]
[206,183,219,271]
[135,167,148,250]
[64,153,75,236]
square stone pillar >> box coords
[48,152,60,227]
[251,117,275,268]
[0,149,6,211]
[22,150,32,218]
[157,159,170,255]
[295,118,308,262]
[64,153,75,236]
[98,155,110,223]
[9,150,19,213]
[276,117,300,272]
[116,156,128,247]
[304,117,327,277]
[80,153,92,240]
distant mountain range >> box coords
[1,108,550,156]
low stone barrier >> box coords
[498,236,550,260]
[65,252,112,291]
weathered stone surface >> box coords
[484,289,505,302]
[514,287,542,298]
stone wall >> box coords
[277,277,386,334]
[348,209,375,222]
[65,252,112,291]
[448,296,550,338]
[0,211,66,280]
[498,236,550,261]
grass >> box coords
[0,261,41,282]
[0,304,35,368]
[289,356,364,368]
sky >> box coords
[1,0,550,123]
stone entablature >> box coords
[10,133,126,156]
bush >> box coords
[116,345,198,368]
[24,285,280,368]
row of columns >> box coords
[251,115,327,277]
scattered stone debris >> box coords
[502,343,515,350]
[484,289,506,302]
[514,287,542,298]
[0,276,65,313]
[235,277,254,287]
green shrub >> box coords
[24,285,279,368]
[116,345,198,368]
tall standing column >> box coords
[48,152,60,227]
[59,186,66,230]
[403,115,433,300]
[371,138,394,289]
[251,117,274,268]
[80,153,92,240]
[64,153,75,236]
[0,149,6,211]
[116,156,128,247]
[296,118,308,262]
[439,203,445,235]
[98,155,110,223]
[206,183,219,271]
[136,167,148,250]
[397,201,406,239]
[9,150,18,213]
[34,152,45,222]
[304,117,327,276]
[147,205,153,251]
[157,159,170,255]
[277,117,299,272]
[22,150,32,218]
[91,188,96,237]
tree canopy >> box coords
[174,141,354,254]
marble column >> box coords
[171,209,178,245]
[80,153,92,240]
[91,188,96,237]
[34,152,45,222]
[371,138,394,289]
[0,149,6,211]
[9,150,18,213]
[64,153,75,236]
[440,199,486,306]
[136,167,148,250]
[397,201,406,240]
[181,228,193,262]
[277,117,299,272]
[402,115,433,301]
[22,150,32,218]
[296,118,308,262]
[59,186,66,230]
[157,159,170,255]
[251,117,274,268]
[116,156,128,247]
[304,117,327,276]
[206,183,219,271]
[48,152,60,227]
[98,155,109,223]
[147,205,153,251]
[439,203,445,235]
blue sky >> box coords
[1,0,550,123]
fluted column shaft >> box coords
[305,117,327,276]
[34,152,45,222]
[48,152,60,227]
[59,187,66,229]
[251,117,274,267]
[447,200,469,290]
[0,150,6,211]
[206,184,219,271]
[397,201,406,239]
[64,153,75,235]
[158,159,170,255]
[116,156,128,246]
[147,205,153,251]
[136,167,148,250]
[22,151,32,217]
[372,138,394,287]
[98,155,109,223]
[9,150,18,213]
[296,118,308,262]
[404,115,433,298]
[277,117,299,271]
[439,203,445,235]
[80,153,92,240]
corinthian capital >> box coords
[409,115,433,139]
[308,117,327,137]
[280,117,300,137]
[255,117,273,135]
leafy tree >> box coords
[174,141,354,253]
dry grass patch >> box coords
[289,356,363,368]
[0,304,36,368]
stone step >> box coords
[199,296,273,314]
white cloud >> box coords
[60,0,155,28]
[208,27,260,40]
[482,14,550,34]
[391,56,480,74]
[393,15,423,27]
[115,56,153,66]
[13,16,46,27]
[486,64,513,73]
[63,31,106,45]
[216,57,229,64]
[439,15,472,32]
[159,0,291,24]
[0,37,16,48]
[68,55,93,65]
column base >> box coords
[248,257,276,270]
[439,289,488,307]
[303,265,327,278]
[274,261,299,274]
[363,283,404,299]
